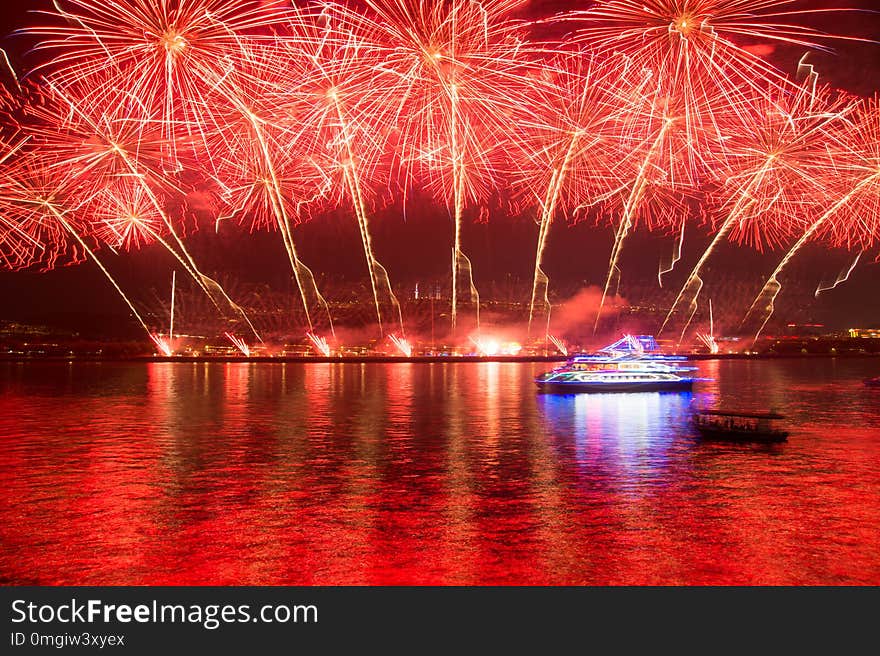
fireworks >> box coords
[469,336,522,356]
[512,50,638,336]
[306,331,331,357]
[21,74,264,340]
[330,0,541,331]
[0,149,74,271]
[389,334,413,357]
[0,0,875,353]
[696,299,719,354]
[90,181,166,251]
[224,332,251,356]
[547,334,568,356]
[201,36,336,335]
[570,0,862,330]
[661,75,855,342]
[151,334,173,356]
[0,147,156,339]
[815,252,863,297]
[569,1,841,102]
[281,4,405,336]
[28,0,289,167]
[740,94,880,342]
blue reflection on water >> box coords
[536,390,697,487]
[537,390,694,438]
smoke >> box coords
[549,285,627,341]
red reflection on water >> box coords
[1,360,879,585]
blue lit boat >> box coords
[535,335,702,393]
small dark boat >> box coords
[864,376,880,387]
[692,409,789,443]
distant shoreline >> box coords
[2,352,879,364]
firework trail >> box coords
[151,334,173,356]
[169,270,176,340]
[741,97,880,341]
[389,334,412,357]
[658,218,686,287]
[696,298,719,353]
[815,251,862,297]
[661,76,853,342]
[280,6,404,336]
[224,331,250,356]
[201,47,335,335]
[334,0,538,332]
[593,105,688,333]
[513,51,634,337]
[547,333,567,356]
[307,331,331,356]
[590,86,718,334]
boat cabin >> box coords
[692,410,788,442]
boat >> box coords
[692,409,789,443]
[535,335,704,393]
[864,376,880,387]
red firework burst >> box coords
[325,0,539,208]
[26,0,291,167]
[716,77,855,251]
[812,95,880,249]
[511,49,636,222]
[567,0,861,179]
[200,45,334,231]
[16,75,184,260]
[0,148,88,271]
[274,5,397,215]
[89,180,167,250]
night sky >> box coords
[0,1,878,335]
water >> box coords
[1,358,878,585]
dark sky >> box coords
[0,1,878,336]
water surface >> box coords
[1,358,878,584]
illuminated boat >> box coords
[864,376,880,387]
[535,335,701,393]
